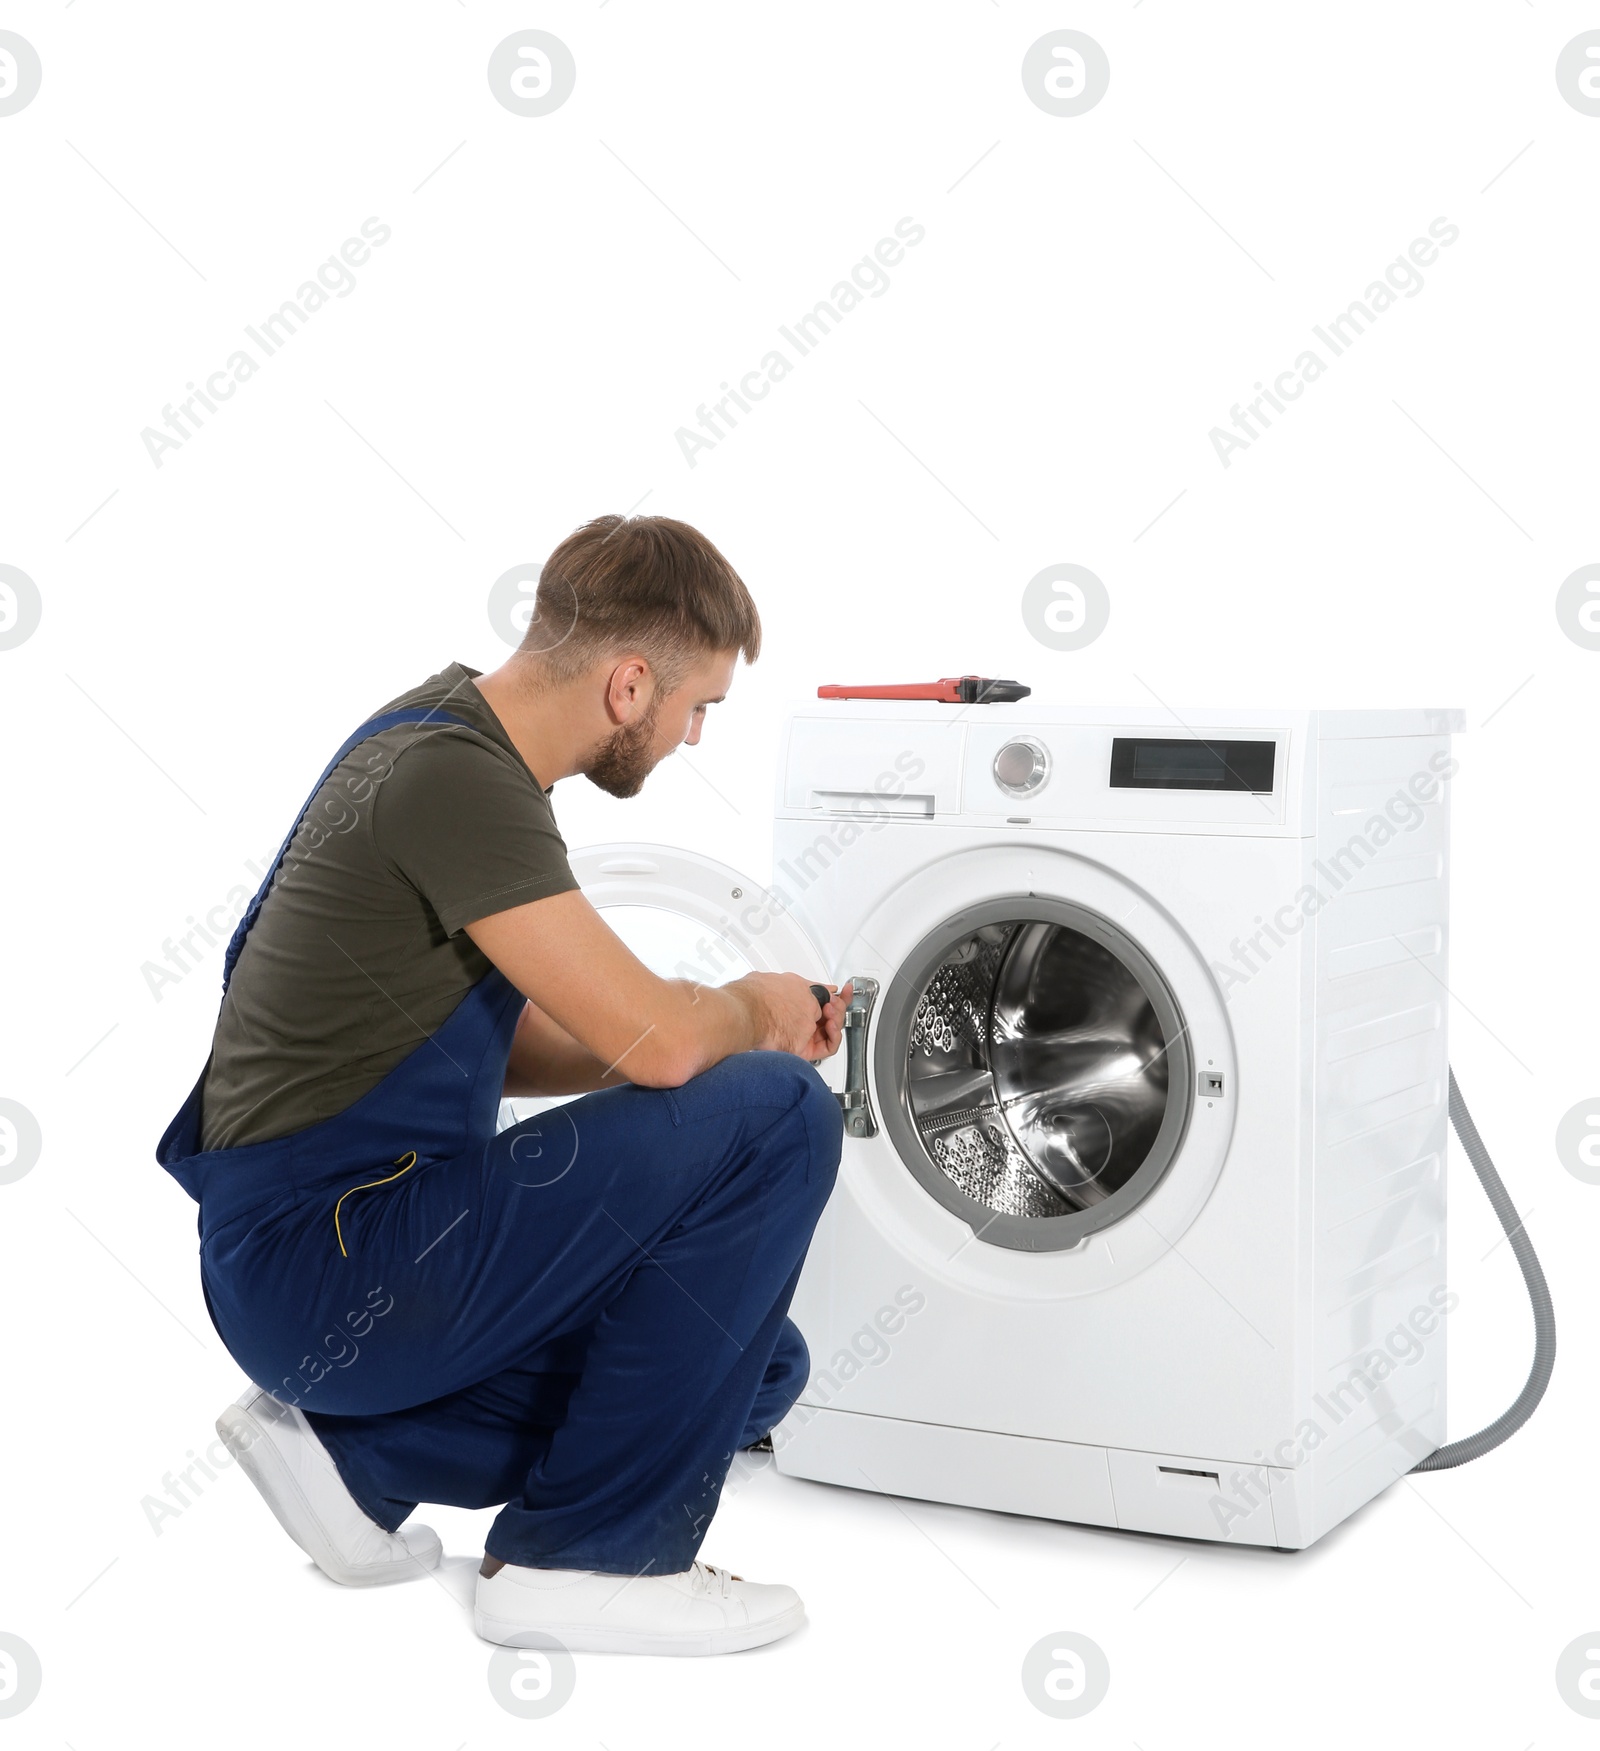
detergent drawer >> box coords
[774,1406,1117,1527]
[1105,1447,1279,1545]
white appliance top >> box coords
[778,702,1464,835]
[787,701,1465,738]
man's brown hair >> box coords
[521,514,761,689]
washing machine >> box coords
[564,699,1464,1550]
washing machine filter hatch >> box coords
[875,898,1195,1253]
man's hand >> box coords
[465,888,849,1094]
[733,973,850,1063]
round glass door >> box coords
[874,897,1193,1252]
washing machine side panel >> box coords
[1305,730,1453,1531]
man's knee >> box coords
[766,1317,811,1404]
[672,1051,843,1187]
[744,1052,842,1189]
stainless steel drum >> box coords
[875,898,1194,1252]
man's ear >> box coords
[604,656,652,724]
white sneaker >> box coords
[215,1384,442,1587]
[475,1560,806,1656]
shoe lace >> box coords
[689,1561,738,1597]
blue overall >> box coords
[157,706,843,1574]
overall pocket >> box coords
[332,1150,418,1257]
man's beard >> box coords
[583,702,662,799]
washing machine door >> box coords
[866,892,1197,1255]
[567,842,831,983]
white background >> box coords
[2,2,1598,1744]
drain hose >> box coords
[1411,1069,1556,1471]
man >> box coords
[157,514,848,1656]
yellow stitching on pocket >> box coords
[334,1151,417,1258]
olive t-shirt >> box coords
[199,662,577,1151]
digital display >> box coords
[1110,737,1276,793]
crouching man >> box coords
[157,515,847,1655]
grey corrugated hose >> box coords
[1411,1070,1556,1471]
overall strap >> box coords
[221,705,472,993]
